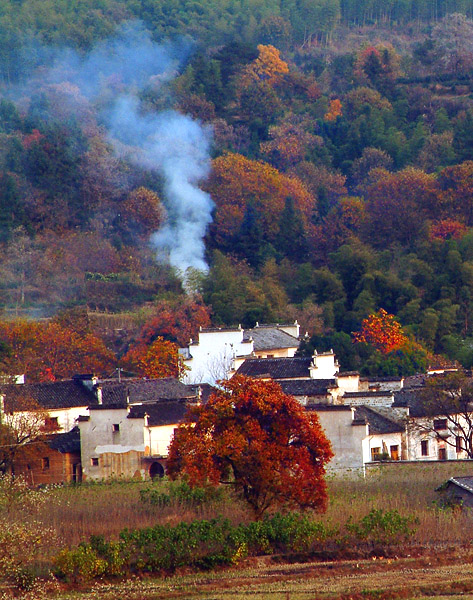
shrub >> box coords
[119,517,238,572]
[0,520,55,589]
[53,545,108,583]
[53,509,420,582]
[346,509,418,545]
[242,513,337,554]
[139,479,225,509]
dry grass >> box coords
[4,466,473,598]
[36,479,248,550]
[326,462,473,546]
[31,461,473,553]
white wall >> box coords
[145,423,178,456]
[362,432,404,464]
[310,352,339,379]
[406,419,462,461]
[78,408,145,480]
[183,329,254,384]
[337,374,360,393]
[315,407,366,472]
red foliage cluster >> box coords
[120,336,186,379]
[429,219,467,241]
[0,320,114,382]
[138,299,212,347]
[22,129,43,149]
[167,375,333,518]
[352,308,407,354]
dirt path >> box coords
[58,550,473,600]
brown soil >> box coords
[57,547,473,600]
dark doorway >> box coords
[149,461,165,479]
[73,463,82,483]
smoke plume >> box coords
[12,22,214,274]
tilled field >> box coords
[56,548,473,600]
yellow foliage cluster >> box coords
[239,44,289,88]
[324,99,343,122]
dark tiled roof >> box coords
[394,385,469,418]
[366,376,403,383]
[444,476,473,493]
[306,404,353,411]
[1,380,96,411]
[392,388,449,418]
[354,406,404,434]
[128,401,190,426]
[48,427,80,454]
[403,374,427,389]
[236,357,312,379]
[279,379,336,397]
[243,327,299,351]
[1,377,198,413]
[97,378,197,404]
[188,383,217,404]
[89,402,128,411]
[96,382,128,406]
[392,389,425,417]
[344,391,393,398]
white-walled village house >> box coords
[179,322,301,385]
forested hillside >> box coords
[2,0,473,378]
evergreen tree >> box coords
[275,197,308,262]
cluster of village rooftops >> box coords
[0,321,468,485]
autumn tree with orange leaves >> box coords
[324,98,343,122]
[121,336,186,379]
[137,298,212,347]
[167,375,333,519]
[205,152,314,247]
[352,309,407,354]
[0,320,114,382]
[239,44,289,88]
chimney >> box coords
[96,386,103,405]
[73,374,97,391]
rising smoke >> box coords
[12,21,214,275]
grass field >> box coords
[31,461,473,548]
[3,462,473,598]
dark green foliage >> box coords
[0,172,24,242]
[274,197,308,263]
[54,509,417,582]
[0,99,21,134]
[360,345,430,377]
[0,0,473,375]
[299,331,365,371]
[139,480,225,508]
[453,109,473,161]
[234,202,269,269]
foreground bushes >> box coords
[54,509,417,583]
[0,476,57,591]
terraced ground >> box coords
[57,548,473,600]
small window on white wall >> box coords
[112,423,120,432]
[421,440,429,456]
[91,457,99,466]
[371,447,381,461]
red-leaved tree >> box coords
[352,308,407,354]
[167,375,333,519]
[120,336,186,379]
